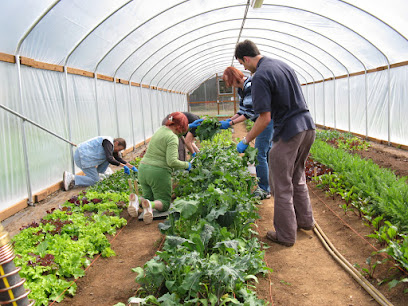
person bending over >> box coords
[162,112,203,160]
[63,137,137,190]
[220,66,274,200]
[128,112,192,224]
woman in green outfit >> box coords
[128,112,201,224]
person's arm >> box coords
[102,140,132,168]
[184,133,195,154]
[229,114,247,126]
[245,112,271,143]
[166,136,189,169]
[113,152,133,168]
[102,140,121,166]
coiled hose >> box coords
[0,224,34,306]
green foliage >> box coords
[311,139,408,229]
[195,117,221,141]
[87,166,139,193]
[311,138,408,284]
[245,119,254,131]
[132,130,269,304]
[12,190,128,304]
[316,130,370,151]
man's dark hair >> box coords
[114,137,126,149]
[234,40,260,60]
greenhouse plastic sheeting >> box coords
[0,0,408,213]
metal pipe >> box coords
[365,70,368,138]
[322,81,326,127]
[113,79,120,137]
[348,75,351,132]
[15,55,33,206]
[15,0,61,54]
[0,103,77,148]
[333,77,336,129]
[128,83,136,149]
[147,88,155,135]
[231,0,251,66]
[387,64,391,145]
[93,75,101,135]
[63,70,75,174]
[138,86,147,144]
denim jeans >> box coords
[254,119,274,193]
[74,150,108,187]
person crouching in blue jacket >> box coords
[62,136,137,191]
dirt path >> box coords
[4,125,408,305]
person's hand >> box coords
[236,141,249,153]
[188,118,204,129]
[131,166,138,172]
[123,165,130,175]
[186,162,192,171]
[226,118,232,122]
[219,120,231,129]
[192,152,196,157]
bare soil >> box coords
[4,125,408,305]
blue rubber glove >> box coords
[123,165,130,175]
[236,141,249,153]
[219,120,231,129]
[226,118,232,122]
[186,162,192,171]
[131,166,138,172]
[188,118,204,129]
[192,152,196,157]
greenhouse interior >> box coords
[1,0,408,305]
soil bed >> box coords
[3,126,408,305]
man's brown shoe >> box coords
[266,231,294,247]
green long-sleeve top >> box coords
[141,126,189,171]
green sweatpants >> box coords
[138,163,172,211]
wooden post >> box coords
[134,181,139,195]
[128,179,133,193]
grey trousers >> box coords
[269,129,316,244]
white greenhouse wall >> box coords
[21,67,70,195]
[390,66,408,145]
[0,61,26,208]
[0,62,187,212]
[304,66,408,146]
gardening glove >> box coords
[123,165,130,175]
[236,141,249,153]
[192,152,196,157]
[188,118,204,129]
[186,162,192,171]
[226,118,232,122]
[131,166,138,172]
[219,120,231,129]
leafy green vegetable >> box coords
[195,117,221,141]
[131,129,269,304]
[12,190,129,305]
